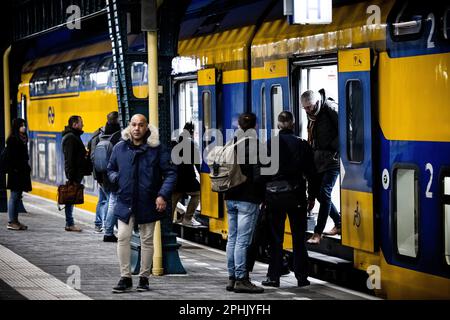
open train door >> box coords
[338,48,376,252]
[197,68,221,219]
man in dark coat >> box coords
[301,90,341,244]
[61,115,91,232]
[3,118,31,230]
[107,114,177,293]
[261,111,317,288]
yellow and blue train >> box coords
[17,0,450,299]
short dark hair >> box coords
[68,115,81,127]
[107,111,119,125]
[278,111,295,130]
[238,112,257,131]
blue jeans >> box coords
[95,186,109,228]
[65,204,74,227]
[314,168,341,235]
[8,191,23,223]
[104,192,118,236]
[226,200,260,280]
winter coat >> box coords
[62,126,91,183]
[4,136,32,192]
[265,129,318,205]
[308,101,339,173]
[107,125,177,224]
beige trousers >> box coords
[117,215,155,278]
[172,191,200,222]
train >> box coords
[16,0,450,299]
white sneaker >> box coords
[182,218,202,226]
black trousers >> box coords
[266,194,308,281]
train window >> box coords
[96,58,112,87]
[444,176,450,265]
[37,140,46,180]
[81,60,98,90]
[29,139,36,178]
[271,85,283,130]
[69,62,84,90]
[47,141,56,182]
[178,80,199,141]
[47,66,64,94]
[392,3,425,39]
[202,91,212,130]
[444,7,450,40]
[346,80,364,163]
[261,86,266,131]
[33,69,49,96]
[131,62,149,98]
[395,168,419,258]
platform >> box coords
[0,193,379,300]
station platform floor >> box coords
[0,193,379,300]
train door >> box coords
[291,55,340,232]
[337,48,376,252]
[197,68,221,219]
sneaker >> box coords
[103,234,118,242]
[7,222,21,230]
[307,233,321,245]
[112,277,133,293]
[18,222,28,230]
[182,218,202,226]
[297,278,310,287]
[261,278,280,287]
[94,226,103,233]
[65,225,82,232]
[323,226,341,236]
[234,279,264,294]
[136,277,150,292]
[226,277,235,292]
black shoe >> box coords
[261,278,280,287]
[112,277,132,293]
[226,277,235,292]
[297,278,310,287]
[137,277,150,292]
[104,234,118,242]
[234,279,264,294]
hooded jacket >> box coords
[4,135,32,192]
[62,126,91,183]
[107,124,177,224]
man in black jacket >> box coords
[301,90,341,244]
[261,111,317,288]
[61,115,91,232]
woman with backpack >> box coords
[3,118,32,230]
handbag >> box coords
[265,180,298,194]
[57,181,84,210]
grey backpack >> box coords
[206,137,252,193]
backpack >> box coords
[91,131,116,173]
[206,137,252,193]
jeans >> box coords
[65,205,74,227]
[226,200,260,280]
[95,186,109,228]
[104,193,118,236]
[8,191,23,223]
[314,168,341,235]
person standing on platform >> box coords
[2,118,32,230]
[108,114,177,293]
[61,115,91,232]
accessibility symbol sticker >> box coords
[48,106,55,125]
[353,54,363,66]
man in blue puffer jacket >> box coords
[107,114,177,293]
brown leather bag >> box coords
[57,181,84,210]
